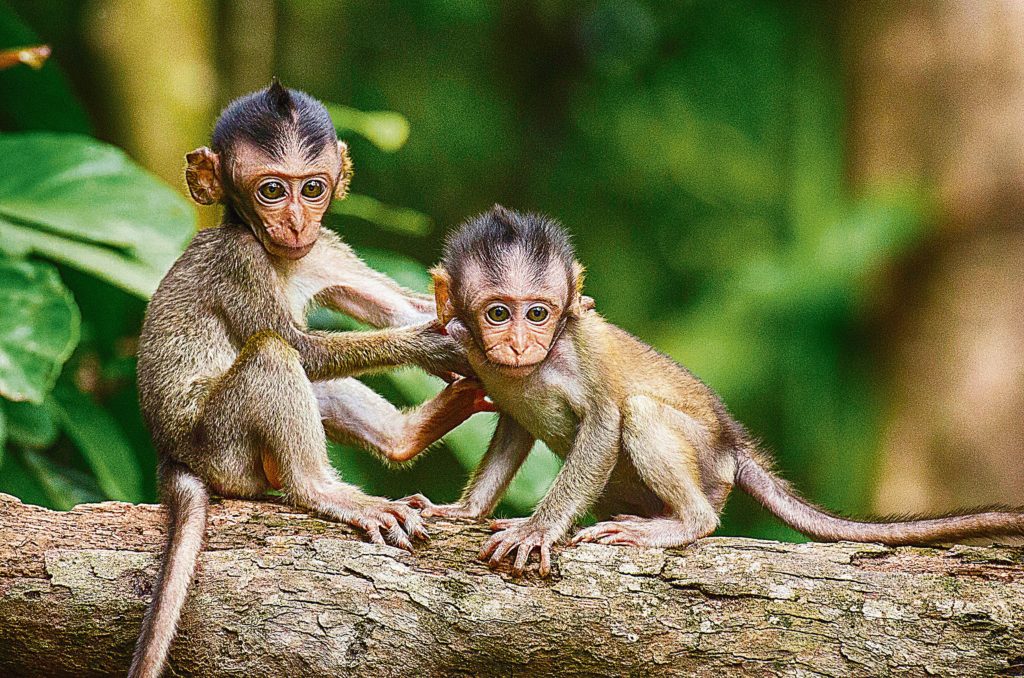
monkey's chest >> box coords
[485,376,577,456]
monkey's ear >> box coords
[568,260,588,316]
[185,147,223,205]
[430,266,456,326]
[334,140,354,200]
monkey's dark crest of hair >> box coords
[442,205,577,291]
[211,78,337,162]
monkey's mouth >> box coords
[486,357,545,375]
[267,241,315,259]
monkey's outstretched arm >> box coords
[289,323,469,381]
[315,242,435,328]
[480,404,620,576]
[314,377,492,463]
[405,413,535,519]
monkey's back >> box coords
[581,314,732,436]
[137,226,259,454]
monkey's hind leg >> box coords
[313,376,489,464]
[571,396,721,548]
[201,331,425,549]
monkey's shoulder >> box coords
[579,315,721,412]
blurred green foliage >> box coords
[0,1,928,540]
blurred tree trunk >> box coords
[846,1,1024,514]
[83,0,217,224]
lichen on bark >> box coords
[1,493,1023,677]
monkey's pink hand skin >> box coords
[570,515,700,548]
[347,500,429,552]
[480,517,559,577]
[399,494,485,520]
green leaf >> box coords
[0,257,79,402]
[0,3,91,134]
[0,133,195,298]
[2,397,57,447]
[326,104,410,152]
[0,445,51,507]
[20,448,103,509]
[51,385,144,502]
[331,193,432,236]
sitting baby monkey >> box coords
[131,82,487,678]
[408,205,1024,577]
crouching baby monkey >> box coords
[130,81,487,678]
[408,205,1024,577]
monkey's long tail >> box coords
[129,459,209,678]
[735,447,1024,545]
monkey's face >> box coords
[472,294,564,374]
[229,142,343,259]
[186,139,353,261]
[442,258,573,375]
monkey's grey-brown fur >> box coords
[130,83,482,678]
[411,205,1024,578]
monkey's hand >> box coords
[348,499,429,552]
[400,494,487,521]
[479,517,561,577]
[407,321,474,378]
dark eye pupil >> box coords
[261,182,283,198]
[488,307,508,321]
[303,181,324,197]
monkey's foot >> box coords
[480,518,559,577]
[399,494,484,520]
[347,500,429,552]
[569,516,705,549]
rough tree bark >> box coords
[1,493,1022,677]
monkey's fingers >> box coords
[597,533,639,547]
[539,544,552,578]
[511,541,536,575]
[362,522,387,546]
[489,518,527,531]
[473,393,497,413]
[479,530,511,562]
[569,523,620,545]
[398,493,433,509]
[385,503,429,542]
[487,537,518,569]
[385,524,415,552]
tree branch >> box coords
[1,492,1023,676]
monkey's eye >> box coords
[258,180,286,201]
[485,305,511,324]
[301,179,326,199]
[526,306,549,323]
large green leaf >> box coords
[20,448,103,509]
[51,385,144,502]
[2,397,56,447]
[0,257,79,402]
[0,133,195,297]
